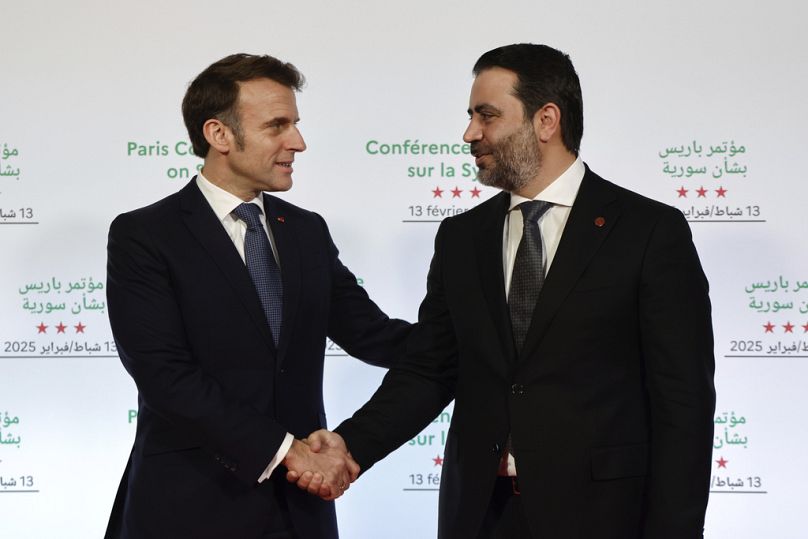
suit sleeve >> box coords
[319,214,412,368]
[107,213,288,485]
[335,220,458,471]
[639,207,716,538]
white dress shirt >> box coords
[502,157,585,474]
[195,173,293,482]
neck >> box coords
[513,151,576,199]
[201,158,260,202]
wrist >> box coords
[282,438,304,467]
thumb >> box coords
[309,438,323,452]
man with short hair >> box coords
[301,44,715,538]
[105,53,410,539]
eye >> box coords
[469,112,493,121]
[266,119,292,131]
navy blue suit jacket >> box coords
[105,179,410,538]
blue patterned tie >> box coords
[233,203,283,346]
[508,200,552,351]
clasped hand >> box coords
[283,430,358,500]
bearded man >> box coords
[299,43,716,539]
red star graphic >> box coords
[432,454,444,466]
[676,186,688,198]
[783,322,794,333]
[715,186,728,197]
[450,187,463,198]
[763,321,775,333]
[432,187,443,198]
[470,187,481,198]
[802,322,808,333]
[74,322,86,334]
[696,186,708,198]
[36,322,48,334]
[716,456,728,469]
[55,322,67,334]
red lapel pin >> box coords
[276,216,285,223]
[594,216,606,227]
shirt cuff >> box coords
[257,432,294,483]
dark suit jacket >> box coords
[105,179,410,539]
[336,167,716,539]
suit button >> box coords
[492,443,500,454]
[511,384,525,395]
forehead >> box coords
[469,67,521,109]
[236,77,298,120]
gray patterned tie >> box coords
[233,203,283,346]
[508,200,552,352]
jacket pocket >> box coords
[142,435,201,457]
[590,442,648,480]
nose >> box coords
[289,125,306,152]
[463,119,481,143]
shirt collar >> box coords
[196,172,265,222]
[508,157,585,211]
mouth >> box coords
[276,161,294,171]
[470,143,490,167]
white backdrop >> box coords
[1,1,807,537]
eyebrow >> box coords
[261,116,300,129]
[467,103,502,116]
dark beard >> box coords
[474,122,541,192]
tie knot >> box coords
[518,200,552,224]
[233,203,263,230]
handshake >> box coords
[282,430,358,501]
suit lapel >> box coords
[263,194,300,371]
[519,169,622,361]
[473,192,517,369]
[179,180,277,354]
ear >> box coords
[202,119,232,155]
[532,103,561,144]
